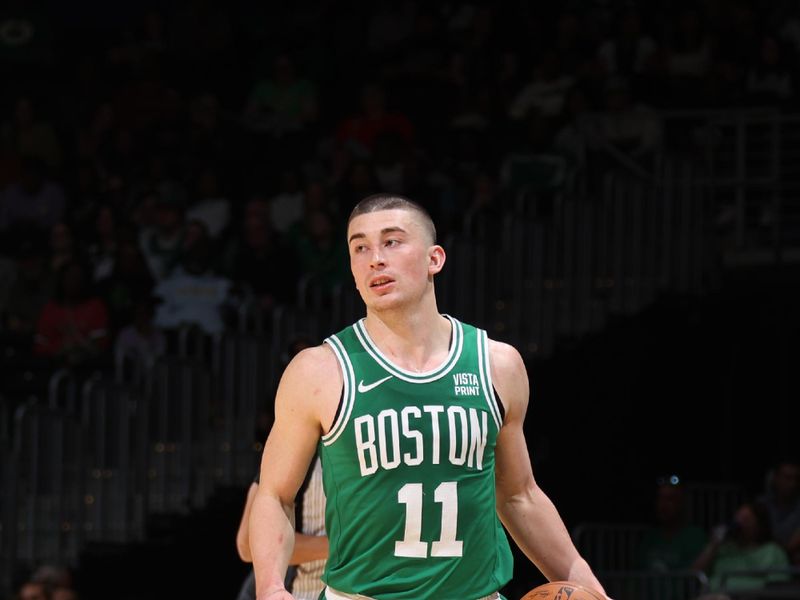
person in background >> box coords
[113,293,166,378]
[152,218,234,336]
[3,235,54,343]
[637,475,708,572]
[758,459,800,565]
[0,155,65,232]
[30,564,78,600]
[693,500,790,597]
[138,180,187,282]
[14,580,51,600]
[34,259,110,371]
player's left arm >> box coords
[490,339,608,596]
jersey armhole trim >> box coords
[477,329,503,430]
[322,335,355,445]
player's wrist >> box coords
[257,586,288,599]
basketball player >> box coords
[249,194,608,599]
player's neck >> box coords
[363,306,451,373]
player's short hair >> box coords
[348,193,437,243]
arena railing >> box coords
[599,569,709,600]
[717,566,800,600]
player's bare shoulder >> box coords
[276,343,343,431]
[487,338,530,420]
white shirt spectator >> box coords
[153,268,232,335]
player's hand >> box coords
[711,523,728,543]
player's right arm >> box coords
[490,340,608,597]
[249,345,341,600]
[236,481,329,565]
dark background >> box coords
[1,1,798,598]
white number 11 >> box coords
[395,481,464,558]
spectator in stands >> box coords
[84,204,119,283]
[0,155,65,233]
[379,9,449,123]
[34,258,110,370]
[269,168,306,235]
[30,564,78,600]
[636,475,708,571]
[225,195,299,310]
[508,49,576,121]
[498,107,569,219]
[334,83,415,158]
[591,75,662,170]
[48,221,77,274]
[97,235,155,336]
[553,83,596,170]
[74,101,117,169]
[372,132,410,195]
[289,208,349,301]
[692,499,790,596]
[745,35,795,107]
[185,164,231,242]
[1,94,62,171]
[658,6,714,107]
[552,10,597,78]
[243,53,318,137]
[463,171,504,239]
[184,91,239,176]
[334,159,381,213]
[303,179,340,223]
[138,180,187,281]
[114,293,166,374]
[3,235,54,343]
[758,459,800,565]
[14,580,51,600]
[152,218,233,336]
[595,6,659,90]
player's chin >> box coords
[364,291,403,310]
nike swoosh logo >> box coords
[357,375,393,393]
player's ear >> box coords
[428,244,446,275]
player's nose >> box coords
[370,249,386,267]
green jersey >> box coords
[320,315,513,600]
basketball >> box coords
[520,581,606,600]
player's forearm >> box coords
[691,537,721,572]
[249,491,296,596]
[498,487,606,594]
[289,533,329,565]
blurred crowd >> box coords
[1,0,799,388]
[638,460,800,599]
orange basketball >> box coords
[520,580,606,600]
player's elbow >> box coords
[236,533,253,562]
[495,478,537,514]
